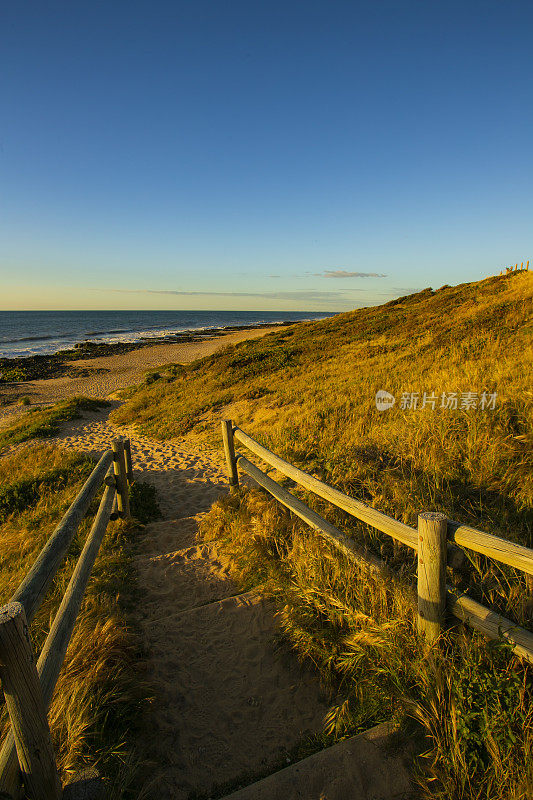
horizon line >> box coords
[0,307,342,313]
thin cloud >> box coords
[286,270,387,279]
[323,270,387,279]
[107,288,349,303]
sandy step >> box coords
[136,542,237,617]
[220,722,416,800]
[142,470,228,518]
[139,516,204,556]
[136,591,329,799]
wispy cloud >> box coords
[276,269,388,279]
[107,288,350,303]
[323,270,387,279]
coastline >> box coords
[0,324,289,408]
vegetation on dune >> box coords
[113,271,532,547]
[0,396,108,452]
[203,488,533,799]
[0,444,156,796]
[0,340,158,384]
[114,270,533,798]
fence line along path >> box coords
[0,406,337,800]
[2,400,530,799]
[224,420,533,662]
[0,436,132,800]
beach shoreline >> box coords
[0,324,288,409]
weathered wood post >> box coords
[0,603,61,800]
[221,420,239,489]
[123,438,134,485]
[525,572,533,624]
[112,438,131,518]
[417,512,448,642]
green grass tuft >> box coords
[129,481,162,524]
[0,396,109,452]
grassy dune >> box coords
[113,270,533,799]
[0,444,152,797]
[0,397,107,452]
[114,270,532,548]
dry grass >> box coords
[113,271,532,542]
[113,270,533,798]
[202,488,533,799]
[113,270,533,616]
[0,443,153,797]
[0,397,108,453]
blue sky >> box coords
[1,0,532,310]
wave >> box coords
[0,334,63,344]
[85,328,132,336]
[0,313,334,359]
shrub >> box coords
[129,481,162,524]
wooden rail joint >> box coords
[417,512,447,643]
[221,420,239,489]
[123,438,134,485]
[112,438,131,519]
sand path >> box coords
[51,406,329,798]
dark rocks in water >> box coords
[0,320,302,384]
[71,341,114,353]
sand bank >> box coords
[0,325,281,406]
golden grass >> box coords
[0,444,150,797]
[203,487,533,799]
[113,270,533,798]
[113,271,532,540]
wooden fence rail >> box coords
[0,437,133,800]
[223,420,533,662]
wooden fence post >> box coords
[417,512,448,642]
[112,439,131,518]
[0,603,61,800]
[221,420,239,488]
[123,438,134,485]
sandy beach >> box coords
[0,325,281,408]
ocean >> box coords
[0,310,335,359]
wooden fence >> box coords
[501,260,529,273]
[222,420,533,663]
[0,437,133,800]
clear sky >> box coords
[1,0,532,311]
